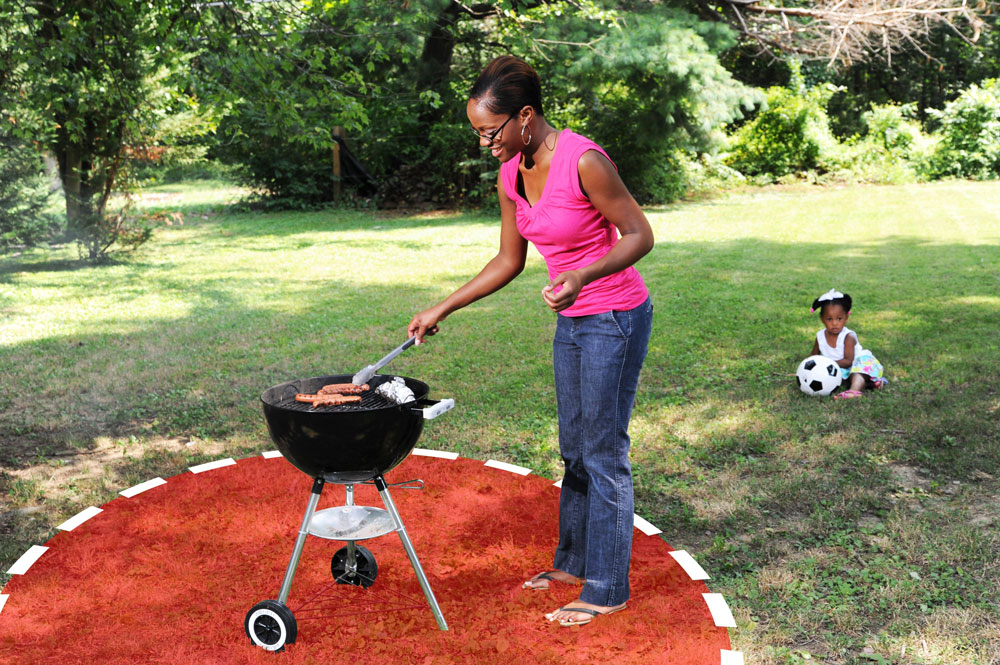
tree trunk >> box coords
[59,147,86,230]
[57,144,106,258]
[416,1,461,122]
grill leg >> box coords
[374,475,449,631]
[277,476,324,604]
[344,485,357,569]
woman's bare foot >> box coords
[545,600,627,626]
[522,570,584,590]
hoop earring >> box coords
[521,124,532,146]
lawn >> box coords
[1,179,999,664]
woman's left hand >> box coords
[542,270,583,312]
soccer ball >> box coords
[796,355,842,396]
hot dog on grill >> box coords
[318,383,369,395]
[295,393,363,407]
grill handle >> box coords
[414,397,454,420]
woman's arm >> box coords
[542,150,655,312]
[408,172,528,341]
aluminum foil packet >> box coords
[375,376,415,405]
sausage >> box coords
[318,383,369,395]
[294,393,363,407]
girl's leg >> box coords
[834,372,866,399]
[848,373,865,392]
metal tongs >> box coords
[352,335,418,386]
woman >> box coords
[408,55,654,627]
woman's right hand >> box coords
[407,307,444,344]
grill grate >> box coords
[273,389,401,413]
[261,374,427,414]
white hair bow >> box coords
[817,289,844,303]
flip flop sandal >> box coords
[522,570,583,590]
[546,604,626,627]
[834,389,863,400]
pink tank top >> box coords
[499,129,649,317]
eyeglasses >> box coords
[471,114,515,145]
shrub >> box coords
[861,102,923,154]
[0,129,57,250]
[826,103,933,184]
[926,79,1000,179]
[725,63,840,179]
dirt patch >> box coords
[0,436,227,517]
[963,476,1000,528]
[887,463,933,491]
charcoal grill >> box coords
[245,373,454,652]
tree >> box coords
[0,126,55,250]
[0,1,195,257]
[1,0,377,254]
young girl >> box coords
[810,289,886,399]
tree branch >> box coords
[712,0,989,66]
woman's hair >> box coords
[469,55,544,117]
[812,291,852,314]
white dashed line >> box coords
[413,448,459,460]
[189,458,236,474]
[261,450,283,459]
[553,478,563,488]
[7,546,48,575]
[0,595,7,615]
[56,506,103,532]
[120,477,167,498]
[633,514,663,536]
[703,593,737,627]
[669,550,710,580]
[484,460,532,475]
[721,649,745,664]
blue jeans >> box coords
[552,297,652,606]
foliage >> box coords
[0,127,56,249]
[0,1,193,258]
[546,9,759,202]
[725,62,841,179]
[476,4,759,203]
[195,1,399,205]
[828,103,934,184]
[926,78,1000,179]
[213,112,341,208]
[202,2,759,207]
[131,69,230,185]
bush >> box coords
[0,129,57,250]
[826,103,933,184]
[926,79,1000,179]
[725,63,840,179]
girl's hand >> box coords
[407,307,444,344]
[542,271,583,312]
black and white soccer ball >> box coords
[796,355,842,396]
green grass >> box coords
[2,179,999,663]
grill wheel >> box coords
[245,599,297,651]
[331,545,378,588]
